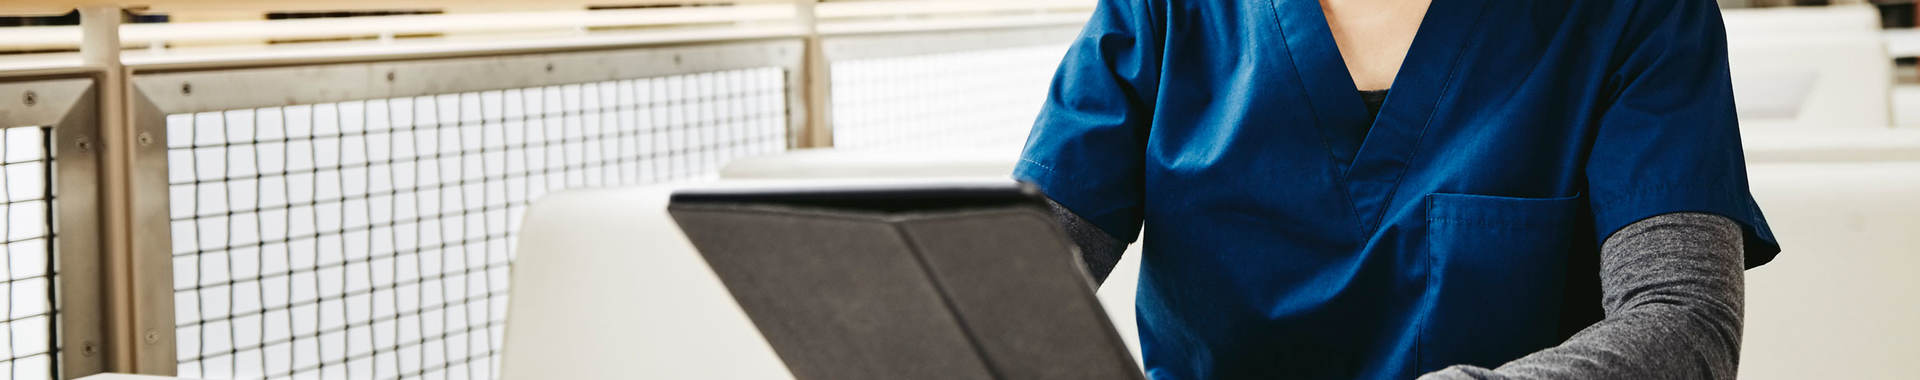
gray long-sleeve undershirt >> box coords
[1045,200,1746,379]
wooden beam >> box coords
[2,0,789,16]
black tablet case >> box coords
[668,183,1142,380]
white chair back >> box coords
[1742,159,1920,379]
[1723,5,1891,128]
[499,185,792,380]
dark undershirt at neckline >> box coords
[1358,89,1389,138]
[1360,89,1389,123]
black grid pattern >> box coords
[165,68,788,380]
[0,125,58,380]
[829,45,1066,150]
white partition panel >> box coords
[822,26,1078,151]
[131,40,804,380]
[1,125,56,380]
[163,70,788,380]
[829,45,1064,150]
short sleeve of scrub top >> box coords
[1012,0,1161,243]
[1582,1,1780,267]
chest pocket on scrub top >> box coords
[1417,192,1583,371]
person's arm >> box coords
[1419,212,1745,380]
[1015,0,1162,271]
[1046,198,1126,284]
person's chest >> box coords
[1142,1,1629,233]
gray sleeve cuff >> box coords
[1045,197,1127,285]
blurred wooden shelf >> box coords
[1,1,781,18]
[0,0,1094,54]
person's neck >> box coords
[1319,0,1432,91]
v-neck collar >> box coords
[1269,0,1491,232]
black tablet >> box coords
[668,180,1142,380]
[669,180,1051,213]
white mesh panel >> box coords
[0,125,56,380]
[829,45,1066,151]
[166,68,788,380]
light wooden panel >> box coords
[0,0,1094,53]
[2,0,788,16]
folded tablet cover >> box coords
[668,183,1141,380]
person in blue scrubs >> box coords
[1014,0,1782,379]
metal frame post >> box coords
[49,78,108,380]
[79,5,181,376]
[796,0,835,148]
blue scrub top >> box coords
[1013,0,1782,379]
